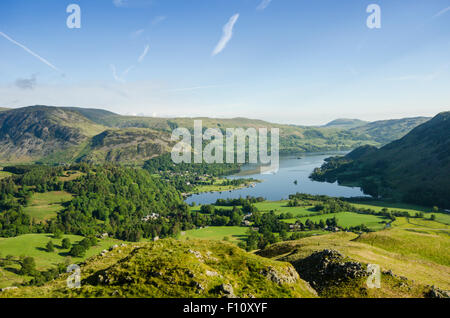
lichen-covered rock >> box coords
[293,249,368,291]
[260,266,299,285]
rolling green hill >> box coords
[0,105,430,165]
[0,239,317,298]
[0,106,105,163]
[257,218,450,297]
[324,118,368,129]
[311,111,450,208]
[349,116,430,144]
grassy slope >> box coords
[180,226,248,243]
[259,221,450,290]
[0,239,317,298]
[351,201,450,224]
[0,234,123,288]
[23,191,73,222]
[288,212,387,231]
[356,218,450,266]
[0,171,12,179]
[254,201,316,217]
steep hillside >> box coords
[78,128,174,164]
[311,112,450,208]
[0,106,105,163]
[324,118,368,129]
[257,219,450,297]
[350,117,430,144]
[0,239,317,298]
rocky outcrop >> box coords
[292,249,368,291]
[260,266,299,285]
[426,286,450,298]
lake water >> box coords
[185,152,368,205]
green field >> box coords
[351,201,450,225]
[192,179,259,194]
[254,201,316,217]
[58,170,85,182]
[283,212,388,231]
[0,171,12,179]
[356,217,450,266]
[0,234,123,288]
[23,191,73,222]
[180,226,248,243]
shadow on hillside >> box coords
[3,267,19,275]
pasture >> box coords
[23,191,73,222]
[0,233,123,288]
[180,226,248,243]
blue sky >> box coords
[0,0,449,124]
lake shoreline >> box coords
[185,152,367,205]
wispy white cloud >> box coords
[257,0,272,11]
[212,14,239,56]
[130,29,145,39]
[110,44,150,82]
[0,31,62,74]
[122,65,135,76]
[152,15,167,25]
[138,44,150,63]
[113,0,153,8]
[110,64,125,83]
[433,6,450,18]
[113,0,127,7]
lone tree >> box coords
[46,240,55,252]
[20,257,36,275]
[69,245,86,258]
[53,229,63,239]
[62,238,71,249]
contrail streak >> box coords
[0,31,62,73]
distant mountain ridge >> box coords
[0,105,433,165]
[311,112,450,208]
[324,118,368,129]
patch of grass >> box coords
[351,201,450,225]
[23,191,73,222]
[288,212,387,231]
[0,171,12,179]
[254,201,317,217]
[261,230,450,290]
[0,234,124,288]
[357,218,450,266]
[58,171,85,182]
[180,226,248,243]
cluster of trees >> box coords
[195,205,245,226]
[0,165,69,237]
[215,196,265,207]
[0,253,67,287]
[0,164,199,242]
[143,153,240,192]
[56,165,190,241]
[69,237,97,257]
